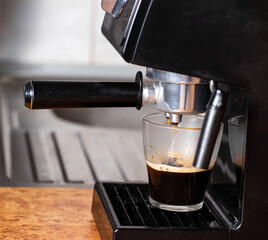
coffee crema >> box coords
[146,161,212,205]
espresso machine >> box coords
[23,0,268,239]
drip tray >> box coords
[92,183,229,240]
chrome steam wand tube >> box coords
[193,88,228,169]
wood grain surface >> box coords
[0,187,101,240]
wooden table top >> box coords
[0,187,101,240]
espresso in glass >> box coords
[147,161,212,206]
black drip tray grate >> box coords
[92,183,228,240]
[106,183,220,228]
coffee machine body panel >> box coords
[102,0,152,63]
[102,0,267,85]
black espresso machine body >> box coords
[22,0,267,239]
[101,0,268,239]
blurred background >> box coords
[0,0,150,188]
[0,0,127,66]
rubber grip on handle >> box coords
[24,72,143,110]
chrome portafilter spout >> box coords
[143,68,211,125]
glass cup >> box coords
[142,113,223,212]
[228,115,246,185]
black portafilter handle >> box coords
[24,72,143,110]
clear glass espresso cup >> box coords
[143,113,223,212]
[228,115,246,186]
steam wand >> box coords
[193,83,228,169]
